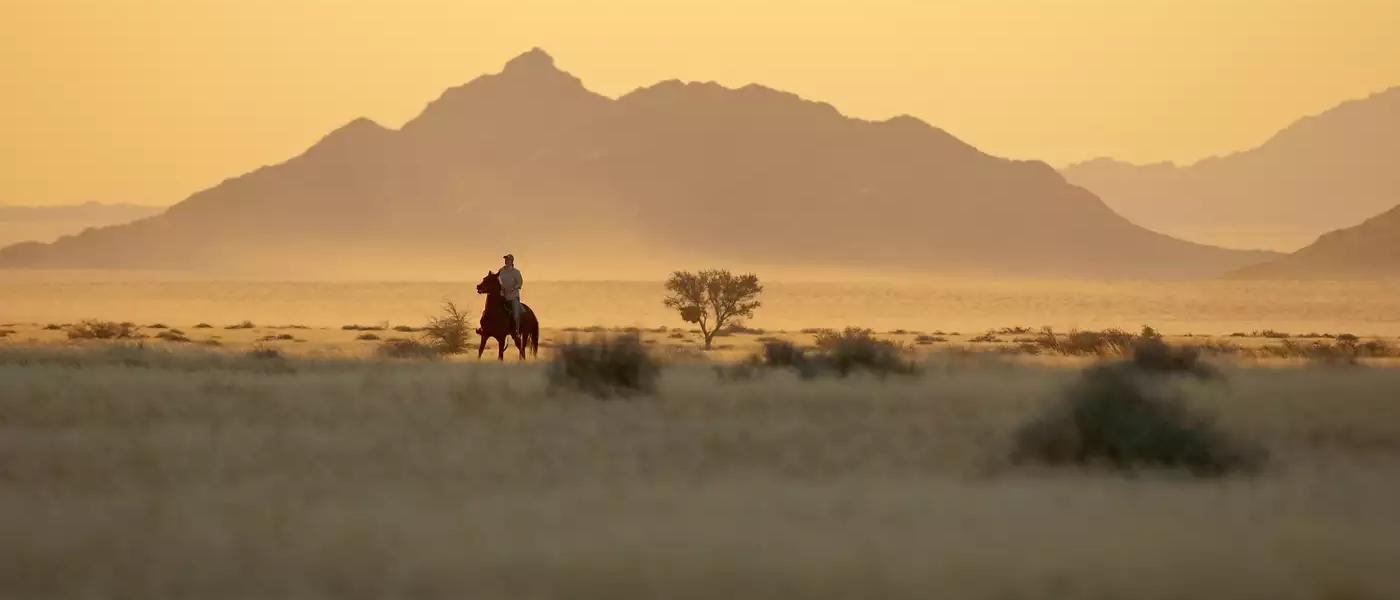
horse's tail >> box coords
[530,325,540,357]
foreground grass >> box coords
[2,344,1399,599]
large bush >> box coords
[1013,342,1261,476]
[549,335,659,397]
[812,327,916,377]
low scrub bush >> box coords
[548,335,659,397]
[154,330,191,343]
[376,338,440,360]
[356,333,382,341]
[1030,327,1137,356]
[391,325,420,333]
[225,321,256,330]
[1249,338,1400,363]
[193,323,213,329]
[805,327,917,377]
[422,301,472,354]
[342,324,386,331]
[1013,342,1261,476]
[722,322,766,335]
[246,346,282,360]
[914,334,946,345]
[67,320,139,340]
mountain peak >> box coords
[502,47,558,75]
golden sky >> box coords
[3,0,1398,206]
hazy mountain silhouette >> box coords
[1063,87,1400,252]
[0,49,1274,279]
[1230,203,1400,279]
[0,202,162,249]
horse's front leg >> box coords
[477,334,488,359]
[511,333,525,360]
[497,336,507,361]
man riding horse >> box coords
[499,253,524,334]
[474,253,539,360]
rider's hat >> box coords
[503,253,514,260]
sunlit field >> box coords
[3,335,1399,599]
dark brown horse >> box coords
[475,271,540,360]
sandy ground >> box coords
[2,319,1388,363]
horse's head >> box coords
[475,271,501,295]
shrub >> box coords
[342,324,386,331]
[376,338,440,360]
[811,327,916,377]
[1255,329,1290,339]
[1032,327,1136,356]
[67,320,139,340]
[146,323,168,329]
[0,329,14,338]
[722,322,766,335]
[422,301,473,354]
[225,321,256,330]
[667,332,687,339]
[969,332,1002,343]
[1013,343,1261,475]
[548,335,659,397]
[42,323,64,331]
[154,330,191,343]
[194,323,213,329]
[246,345,281,360]
[914,334,945,345]
[1250,338,1400,363]
[392,325,420,333]
[356,333,382,341]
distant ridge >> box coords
[1063,86,1400,252]
[0,202,163,249]
[0,49,1273,279]
[1231,203,1400,279]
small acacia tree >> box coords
[663,269,763,350]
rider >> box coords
[499,253,524,333]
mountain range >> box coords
[1062,86,1400,253]
[0,49,1277,279]
[0,202,162,250]
[1231,203,1400,279]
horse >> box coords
[474,270,540,360]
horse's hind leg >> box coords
[512,334,525,360]
[497,336,507,361]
